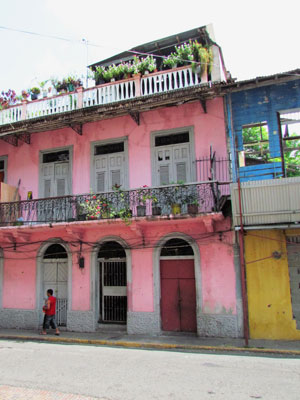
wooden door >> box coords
[160,259,197,332]
[43,259,68,326]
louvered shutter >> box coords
[111,170,121,188]
[44,180,51,198]
[41,164,54,198]
[96,172,105,192]
[54,163,69,196]
[94,155,108,192]
[176,162,187,182]
[109,154,123,189]
[160,165,170,185]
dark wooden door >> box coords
[160,259,197,332]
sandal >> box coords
[39,332,47,335]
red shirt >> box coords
[45,296,56,316]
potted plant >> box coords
[163,182,185,215]
[162,55,178,70]
[21,90,29,100]
[112,184,132,223]
[135,185,155,217]
[30,87,41,100]
[79,194,114,220]
[183,187,200,215]
[39,81,48,98]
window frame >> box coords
[0,155,8,183]
[39,145,73,198]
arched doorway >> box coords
[43,243,68,326]
[98,241,127,324]
[160,238,197,332]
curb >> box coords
[1,334,300,356]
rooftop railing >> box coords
[0,66,206,126]
[0,181,223,226]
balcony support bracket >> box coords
[18,133,31,144]
[69,124,82,135]
[129,112,140,126]
[200,98,207,113]
[1,135,18,147]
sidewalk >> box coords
[0,328,299,356]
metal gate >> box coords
[43,259,68,326]
[99,259,127,323]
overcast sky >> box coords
[0,0,299,93]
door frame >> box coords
[150,126,196,186]
[39,145,73,198]
[90,236,132,327]
[36,239,72,325]
[153,233,202,333]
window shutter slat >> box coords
[160,165,170,185]
[176,162,186,182]
[97,172,105,192]
[57,179,65,197]
[111,170,121,188]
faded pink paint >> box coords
[131,248,154,312]
[1,217,236,317]
[71,251,90,311]
[1,99,226,199]
[0,98,235,318]
[199,232,236,314]
[3,254,36,309]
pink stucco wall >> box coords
[0,99,226,199]
[0,216,236,316]
[131,248,154,312]
[0,98,236,317]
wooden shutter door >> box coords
[173,144,190,183]
[156,148,174,185]
[108,153,124,189]
[41,164,55,198]
[95,155,107,192]
[54,162,69,196]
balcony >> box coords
[0,182,225,226]
[0,67,205,128]
[231,177,300,227]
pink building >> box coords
[0,26,243,337]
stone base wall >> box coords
[0,309,39,330]
[197,313,241,338]
[127,311,160,335]
[67,311,95,332]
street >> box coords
[0,340,299,400]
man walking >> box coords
[40,289,60,335]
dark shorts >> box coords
[43,314,57,330]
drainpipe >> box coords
[237,177,249,346]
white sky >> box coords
[0,0,299,93]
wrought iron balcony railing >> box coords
[0,182,224,226]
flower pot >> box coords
[67,84,75,92]
[152,206,161,216]
[171,203,181,215]
[110,78,116,82]
[137,205,146,217]
[78,214,87,221]
[187,204,198,215]
[31,94,38,101]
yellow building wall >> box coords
[245,229,300,340]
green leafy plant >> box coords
[80,194,114,220]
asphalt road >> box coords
[0,340,299,400]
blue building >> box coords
[225,70,300,182]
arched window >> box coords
[44,244,67,259]
[161,238,194,257]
